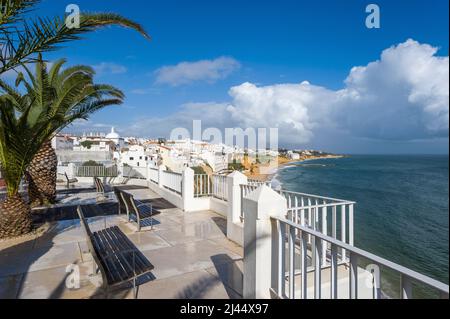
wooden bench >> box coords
[113,187,128,215]
[64,172,78,188]
[77,206,154,298]
[93,177,113,201]
[118,190,161,231]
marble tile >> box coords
[28,242,82,272]
[142,240,241,280]
[0,274,24,299]
[127,231,171,252]
[205,260,243,296]
[136,270,241,299]
[18,263,98,299]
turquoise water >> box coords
[275,155,449,289]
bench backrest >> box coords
[77,206,109,286]
[113,188,127,215]
[94,177,105,194]
[120,191,139,218]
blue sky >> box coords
[23,0,450,153]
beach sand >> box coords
[244,155,344,182]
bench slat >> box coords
[91,233,124,284]
[95,230,135,283]
[103,227,152,275]
[92,231,130,284]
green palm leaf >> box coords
[1,2,150,74]
[0,58,124,196]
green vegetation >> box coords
[0,0,150,75]
[82,160,103,167]
[191,166,207,175]
[228,159,245,171]
[0,57,125,237]
[80,140,94,149]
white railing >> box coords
[194,174,211,198]
[271,216,449,299]
[194,174,229,201]
[239,186,355,253]
[211,175,228,201]
[239,183,259,221]
[75,165,118,177]
[161,170,182,194]
[149,167,159,184]
[279,190,355,266]
[248,178,271,187]
[122,166,148,179]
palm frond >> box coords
[0,0,40,30]
[0,58,125,195]
[1,13,150,74]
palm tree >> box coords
[0,0,150,75]
[26,137,57,206]
[0,56,124,238]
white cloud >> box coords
[154,56,240,86]
[94,40,450,147]
[340,39,449,140]
[93,62,127,75]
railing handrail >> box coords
[162,170,182,177]
[287,201,356,210]
[272,215,449,295]
[279,189,354,204]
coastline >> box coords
[244,154,345,182]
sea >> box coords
[274,154,449,297]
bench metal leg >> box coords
[133,277,138,299]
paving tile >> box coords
[0,249,36,276]
[0,274,23,299]
[205,260,243,296]
[137,215,182,232]
[28,242,82,272]
[34,220,84,248]
[136,270,241,299]
[18,263,98,299]
[167,210,224,225]
[126,231,171,252]
[208,237,244,257]
[142,240,241,280]
[155,220,226,245]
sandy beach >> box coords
[244,154,345,182]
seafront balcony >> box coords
[0,164,448,299]
[0,186,243,299]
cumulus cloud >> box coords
[155,56,240,86]
[340,39,449,140]
[112,40,450,146]
[93,62,127,75]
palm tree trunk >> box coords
[0,194,32,239]
[27,140,57,206]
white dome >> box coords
[106,127,120,139]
